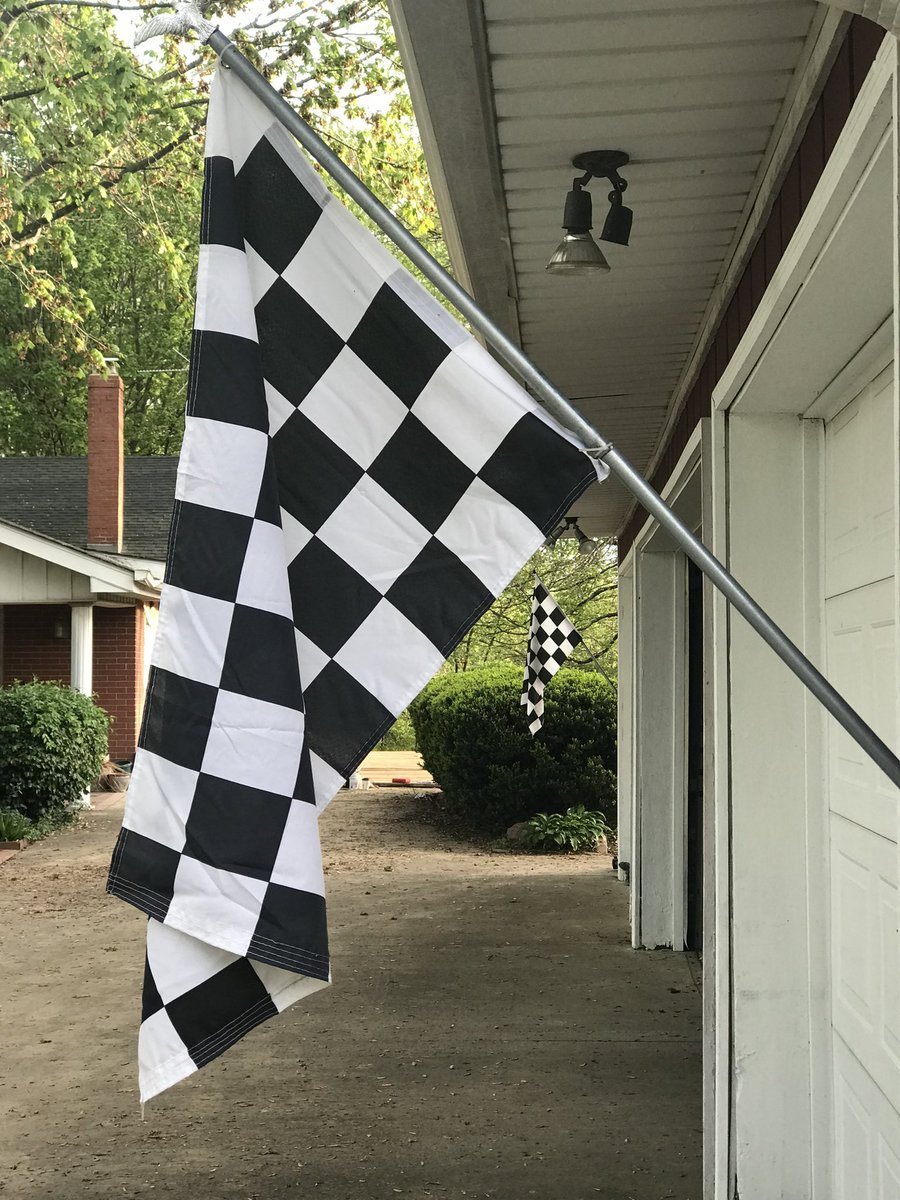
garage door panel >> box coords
[834,1036,900,1200]
[824,363,899,1196]
[834,1068,873,1200]
[881,1137,900,1200]
[832,836,876,1032]
[831,814,900,1111]
[881,875,900,1069]
[826,579,898,841]
[825,377,894,597]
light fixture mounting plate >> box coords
[572,150,629,179]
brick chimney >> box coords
[87,368,125,552]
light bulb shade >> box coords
[546,232,610,275]
[562,186,593,233]
[578,533,596,555]
[600,199,633,246]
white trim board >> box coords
[701,404,734,1200]
[630,423,704,557]
[804,317,893,421]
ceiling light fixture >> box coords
[546,150,631,276]
[547,516,598,555]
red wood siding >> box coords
[618,15,884,559]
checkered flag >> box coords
[521,579,583,734]
[107,65,606,1101]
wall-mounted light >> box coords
[546,150,631,276]
[546,516,598,556]
[51,614,69,640]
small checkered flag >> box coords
[521,579,584,734]
[107,65,606,1101]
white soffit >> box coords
[391,0,825,535]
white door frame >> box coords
[625,428,703,952]
[708,39,896,1199]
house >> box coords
[0,372,177,760]
[386,2,899,1196]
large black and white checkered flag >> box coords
[521,579,583,734]
[107,65,606,1101]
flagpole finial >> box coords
[134,1,215,46]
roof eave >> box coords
[387,0,521,343]
[0,520,162,600]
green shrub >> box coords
[523,805,611,854]
[0,681,108,825]
[375,708,416,751]
[409,665,616,834]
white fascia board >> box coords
[386,0,520,342]
[0,521,152,598]
[88,578,161,601]
[714,39,894,412]
[386,0,474,298]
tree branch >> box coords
[3,0,171,15]
[6,125,198,249]
[148,54,203,84]
[1,69,88,102]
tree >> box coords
[1,5,201,358]
[0,143,199,453]
[448,538,619,681]
[0,1,396,264]
[0,0,448,452]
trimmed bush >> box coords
[0,681,109,825]
[409,665,616,834]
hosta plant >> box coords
[0,809,34,842]
[523,805,611,854]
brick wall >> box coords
[2,605,72,686]
[93,606,144,761]
[1,603,145,761]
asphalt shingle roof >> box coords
[0,457,178,561]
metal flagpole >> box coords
[575,640,617,696]
[145,11,900,790]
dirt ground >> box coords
[0,782,702,1200]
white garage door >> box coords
[824,366,900,1197]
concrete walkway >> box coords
[0,787,701,1200]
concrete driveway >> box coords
[0,787,701,1200]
